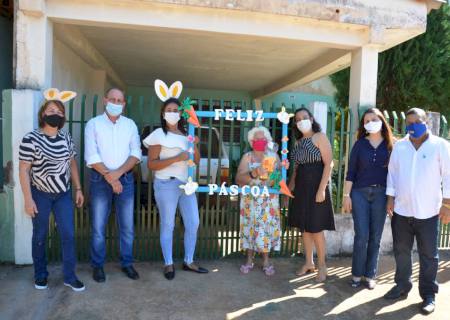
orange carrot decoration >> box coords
[180,97,200,128]
[186,107,200,128]
[279,179,294,198]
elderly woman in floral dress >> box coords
[236,126,285,276]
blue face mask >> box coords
[106,102,123,117]
[406,122,427,138]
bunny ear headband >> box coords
[43,88,77,103]
[154,79,200,127]
[154,79,183,102]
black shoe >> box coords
[383,285,411,300]
[182,262,209,274]
[421,297,435,315]
[122,265,139,280]
[164,265,175,280]
[34,278,48,290]
[93,267,106,283]
[64,279,85,292]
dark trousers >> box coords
[391,213,439,299]
[31,186,77,283]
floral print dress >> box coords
[240,152,281,253]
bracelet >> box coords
[443,203,450,210]
[249,171,256,179]
[343,194,350,198]
[75,188,82,191]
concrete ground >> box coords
[1,252,449,320]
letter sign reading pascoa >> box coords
[178,103,294,198]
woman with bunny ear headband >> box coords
[144,80,208,280]
[18,88,86,292]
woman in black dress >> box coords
[287,108,335,282]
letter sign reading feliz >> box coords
[177,97,294,199]
[214,109,265,122]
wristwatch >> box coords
[443,203,450,210]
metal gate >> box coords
[46,95,450,262]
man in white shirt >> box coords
[85,88,141,282]
[384,108,450,315]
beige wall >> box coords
[52,38,106,106]
[294,77,337,97]
[52,38,108,161]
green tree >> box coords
[330,5,450,117]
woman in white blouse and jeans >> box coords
[145,97,208,280]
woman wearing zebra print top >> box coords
[287,107,335,282]
[18,96,85,292]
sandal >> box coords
[365,278,376,290]
[240,263,254,274]
[296,264,316,276]
[350,279,361,288]
[316,265,328,282]
[262,265,275,276]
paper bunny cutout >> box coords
[154,79,183,102]
[179,177,199,195]
[43,88,77,103]
[277,106,294,124]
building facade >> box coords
[1,0,446,263]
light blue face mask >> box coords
[106,102,123,117]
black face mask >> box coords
[44,114,64,128]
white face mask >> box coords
[297,119,312,133]
[364,120,382,134]
[105,102,123,117]
[164,112,180,125]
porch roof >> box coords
[20,0,446,97]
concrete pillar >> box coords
[4,90,41,264]
[348,46,379,134]
[309,101,328,134]
[253,99,262,110]
[15,0,53,89]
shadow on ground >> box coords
[0,251,449,320]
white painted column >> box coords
[11,1,54,264]
[348,46,379,134]
[309,101,328,134]
[15,0,53,89]
[8,90,41,264]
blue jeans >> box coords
[351,186,387,279]
[31,186,77,283]
[154,178,200,265]
[89,170,135,268]
[392,213,439,299]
